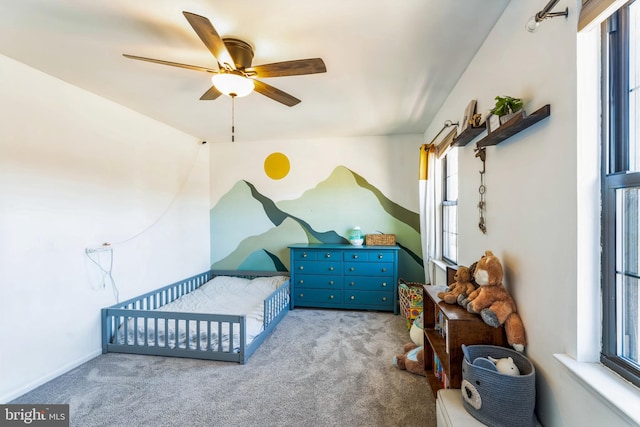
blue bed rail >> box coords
[101,270,289,364]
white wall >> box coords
[423,1,635,426]
[0,55,210,402]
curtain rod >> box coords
[427,120,459,146]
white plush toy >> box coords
[488,356,520,376]
[409,312,424,346]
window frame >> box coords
[442,148,458,265]
[601,0,640,388]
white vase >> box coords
[348,226,364,246]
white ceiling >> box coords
[0,0,510,144]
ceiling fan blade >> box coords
[247,58,326,78]
[123,54,217,73]
[182,11,235,70]
[200,85,222,100]
[252,79,301,107]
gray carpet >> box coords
[11,308,435,427]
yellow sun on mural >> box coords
[264,152,290,180]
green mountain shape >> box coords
[276,166,422,258]
[244,181,347,244]
[210,180,349,265]
[351,170,419,233]
[210,167,424,281]
[210,180,277,264]
[211,217,307,270]
[237,250,288,272]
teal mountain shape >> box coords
[210,166,424,281]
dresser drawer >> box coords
[295,261,342,275]
[292,250,342,261]
[315,250,342,261]
[343,250,369,262]
[295,275,343,289]
[344,262,394,276]
[295,289,343,306]
[344,276,394,291]
[343,290,394,308]
[368,251,395,262]
[291,250,318,261]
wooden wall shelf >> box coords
[452,124,485,147]
[476,104,551,148]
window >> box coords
[601,0,640,387]
[442,148,458,264]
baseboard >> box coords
[0,349,102,403]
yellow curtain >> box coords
[419,143,437,284]
[419,143,435,180]
[578,0,628,31]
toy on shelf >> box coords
[458,251,526,351]
[437,265,476,305]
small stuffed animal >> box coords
[467,261,479,287]
[393,343,425,376]
[437,266,476,305]
[472,356,520,376]
[458,250,526,352]
[409,312,424,346]
[488,356,520,376]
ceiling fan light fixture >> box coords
[211,72,254,97]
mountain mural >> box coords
[210,166,424,281]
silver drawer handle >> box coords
[381,268,387,272]
[350,282,355,286]
[326,253,331,258]
[353,254,359,259]
[350,267,355,271]
[378,254,383,259]
[382,297,387,301]
[329,266,334,271]
[350,296,355,300]
[302,253,308,258]
[299,266,304,270]
[299,280,304,284]
[381,282,387,287]
[329,280,334,285]
[330,295,335,299]
[299,293,304,298]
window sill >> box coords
[554,353,640,425]
[431,258,456,271]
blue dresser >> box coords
[289,243,399,314]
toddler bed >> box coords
[101,270,290,364]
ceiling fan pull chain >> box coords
[231,94,236,142]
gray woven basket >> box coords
[461,345,536,427]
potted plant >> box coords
[490,96,524,125]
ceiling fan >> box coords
[123,11,327,107]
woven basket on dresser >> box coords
[365,234,396,246]
[461,344,537,427]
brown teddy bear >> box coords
[393,343,425,376]
[458,250,526,352]
[437,265,476,304]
